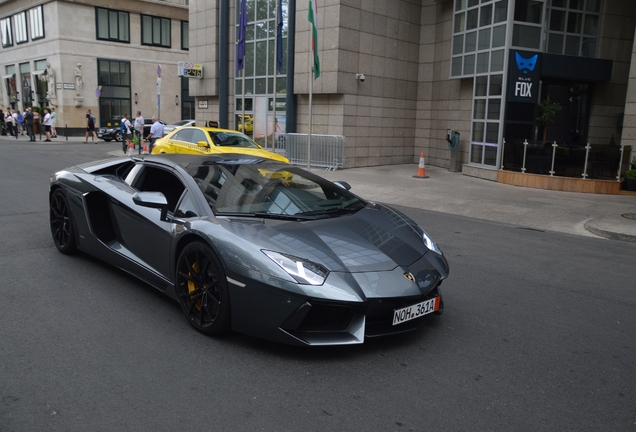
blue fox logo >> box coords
[516,52,538,74]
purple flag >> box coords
[276,0,283,73]
[236,0,247,72]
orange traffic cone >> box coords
[413,151,429,179]
[127,141,134,156]
[142,144,149,154]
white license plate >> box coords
[392,297,440,325]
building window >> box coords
[546,0,600,57]
[29,6,44,40]
[1,17,12,47]
[141,15,171,48]
[97,59,131,124]
[181,21,189,50]
[451,0,508,78]
[14,12,27,44]
[96,7,130,43]
[20,62,33,107]
[34,60,48,106]
[235,0,288,103]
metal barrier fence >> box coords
[276,133,346,170]
[501,139,633,181]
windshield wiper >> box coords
[296,204,363,217]
[252,212,317,221]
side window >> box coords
[133,166,185,213]
[190,129,208,145]
[173,128,193,143]
[175,191,199,218]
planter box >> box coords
[624,178,636,191]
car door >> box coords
[170,128,198,154]
[188,128,210,153]
[109,163,186,281]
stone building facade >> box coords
[0,0,190,134]
[189,0,636,174]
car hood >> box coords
[217,204,431,273]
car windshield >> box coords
[209,131,259,148]
[186,161,367,218]
[170,120,192,127]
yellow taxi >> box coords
[151,126,288,163]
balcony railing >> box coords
[500,139,630,181]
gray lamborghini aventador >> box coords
[49,154,449,346]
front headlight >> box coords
[420,228,442,255]
[262,250,329,285]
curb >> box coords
[584,220,636,244]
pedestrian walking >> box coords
[144,116,163,153]
[17,110,24,135]
[24,108,35,141]
[0,109,5,135]
[11,109,19,138]
[50,107,57,138]
[83,108,99,143]
[42,108,52,141]
[120,113,132,153]
[133,111,144,152]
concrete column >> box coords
[623,25,636,168]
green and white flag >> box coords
[308,0,320,79]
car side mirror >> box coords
[133,191,169,221]
[333,181,351,191]
[197,141,209,148]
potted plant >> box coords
[536,98,562,144]
[625,169,636,191]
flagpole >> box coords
[238,0,246,137]
[307,0,319,171]
[272,0,278,152]
[308,54,313,171]
[242,72,245,135]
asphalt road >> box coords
[1,138,635,431]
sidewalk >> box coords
[320,163,636,243]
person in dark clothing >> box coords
[0,109,5,135]
[24,108,35,141]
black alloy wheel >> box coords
[50,189,77,254]
[176,242,230,335]
[115,132,123,142]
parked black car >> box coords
[98,118,166,142]
[97,119,123,142]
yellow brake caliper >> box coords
[188,261,201,310]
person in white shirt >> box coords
[5,109,15,138]
[12,110,19,138]
[145,116,164,153]
[42,108,52,142]
[133,111,144,152]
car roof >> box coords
[136,153,285,169]
[171,126,250,134]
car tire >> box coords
[176,241,230,335]
[49,188,77,254]
[115,132,122,142]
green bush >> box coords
[625,169,636,179]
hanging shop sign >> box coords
[507,50,542,104]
